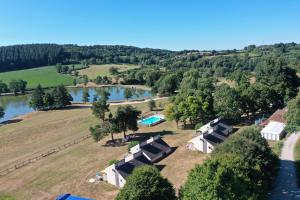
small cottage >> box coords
[102,151,151,188]
[187,118,233,153]
[102,135,172,187]
[130,135,172,163]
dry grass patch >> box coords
[0,99,206,200]
[78,64,139,79]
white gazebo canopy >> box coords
[261,121,285,136]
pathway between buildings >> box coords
[271,132,300,199]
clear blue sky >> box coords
[0,0,299,50]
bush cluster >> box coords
[180,126,278,200]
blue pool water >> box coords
[138,115,164,126]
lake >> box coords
[0,86,154,123]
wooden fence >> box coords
[0,134,91,177]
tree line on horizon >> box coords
[0,44,173,72]
[1,42,300,74]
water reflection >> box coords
[0,86,154,123]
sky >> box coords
[0,0,299,50]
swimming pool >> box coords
[138,115,165,126]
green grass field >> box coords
[0,66,75,89]
[79,64,140,79]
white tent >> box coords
[261,121,286,141]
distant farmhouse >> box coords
[260,109,287,141]
[102,136,171,187]
[187,118,233,153]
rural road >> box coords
[270,132,300,200]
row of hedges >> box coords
[180,126,279,200]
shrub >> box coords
[109,159,118,166]
[127,141,139,152]
[194,122,203,130]
[180,126,279,200]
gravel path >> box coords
[270,133,300,200]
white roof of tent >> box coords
[261,121,285,135]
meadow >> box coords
[78,64,139,79]
[0,66,75,89]
[0,99,206,200]
[0,64,139,90]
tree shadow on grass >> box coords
[102,138,127,147]
[102,130,175,147]
[129,130,175,143]
[0,119,23,125]
[155,164,166,171]
[232,127,239,133]
[65,105,91,110]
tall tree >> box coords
[284,92,300,132]
[82,89,90,103]
[91,98,110,122]
[43,92,54,110]
[124,88,133,101]
[214,84,242,122]
[9,80,19,95]
[29,84,45,110]
[148,99,156,111]
[83,75,89,86]
[116,165,176,200]
[108,113,120,142]
[89,122,110,142]
[164,103,180,128]
[0,81,8,94]
[51,85,73,108]
[99,89,110,101]
[115,105,141,139]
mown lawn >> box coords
[0,66,76,89]
[78,64,139,79]
[294,136,300,186]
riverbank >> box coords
[0,97,168,125]
[67,82,152,91]
[0,83,152,97]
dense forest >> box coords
[1,42,300,73]
[0,44,174,72]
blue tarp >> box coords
[56,194,94,200]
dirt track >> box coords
[270,133,300,199]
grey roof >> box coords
[203,133,224,145]
[140,138,172,162]
[115,152,152,179]
[203,119,233,146]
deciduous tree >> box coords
[116,165,176,200]
[29,84,45,110]
[115,105,141,139]
[91,98,110,122]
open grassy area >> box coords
[268,140,284,156]
[0,66,77,89]
[78,64,139,79]
[0,99,206,200]
[294,136,300,186]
